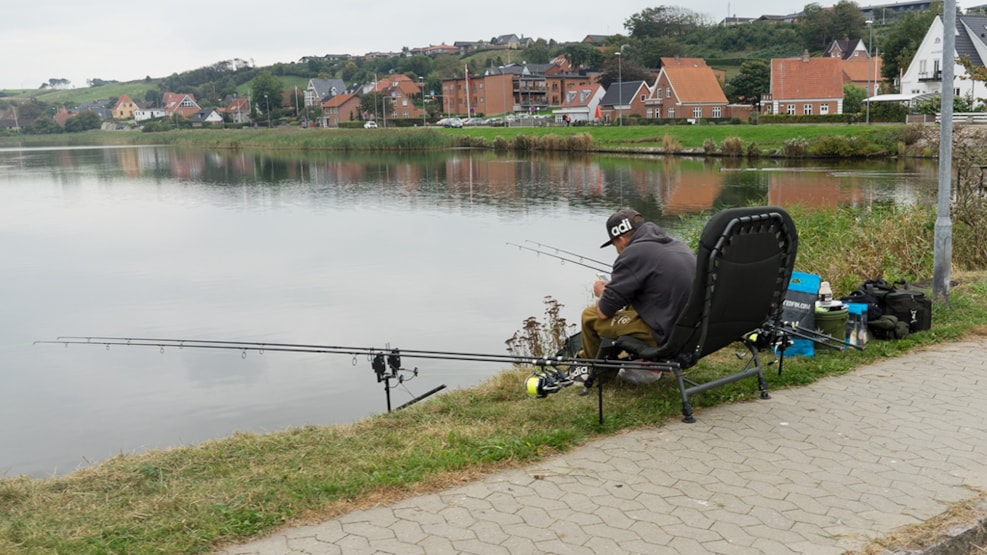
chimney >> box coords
[802,50,810,62]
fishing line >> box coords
[506,242,610,273]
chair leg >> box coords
[673,367,696,424]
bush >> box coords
[808,135,882,157]
[746,141,761,159]
[703,138,717,155]
[954,144,987,270]
[661,133,682,153]
[781,137,809,157]
[721,136,745,158]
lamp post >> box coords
[615,51,622,126]
[420,76,426,126]
[866,20,873,125]
[264,94,271,128]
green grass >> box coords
[0,123,918,158]
[2,203,985,554]
[5,80,164,105]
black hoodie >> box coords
[598,222,696,345]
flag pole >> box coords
[465,65,472,118]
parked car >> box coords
[439,118,463,128]
[364,121,378,129]
[462,117,485,126]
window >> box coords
[693,107,702,118]
[787,104,796,115]
[668,108,675,118]
[647,108,654,118]
[712,106,721,118]
[804,104,812,115]
[666,87,671,98]
[820,103,829,115]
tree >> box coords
[560,43,603,69]
[843,83,867,114]
[24,115,62,134]
[523,39,552,64]
[801,1,867,51]
[725,60,770,105]
[251,70,284,111]
[359,92,386,121]
[625,6,705,39]
[958,56,987,107]
[831,1,867,43]
[64,111,103,132]
[144,89,163,107]
[879,4,940,84]
[597,55,651,89]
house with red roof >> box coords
[552,83,605,124]
[222,97,251,124]
[645,57,729,120]
[841,56,883,96]
[599,80,652,123]
[764,52,845,115]
[321,93,362,127]
[161,93,201,119]
[111,95,139,120]
[370,74,425,121]
[826,39,884,96]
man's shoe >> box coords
[566,365,591,384]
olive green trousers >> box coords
[579,304,656,359]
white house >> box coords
[899,14,987,107]
[553,84,606,124]
[134,107,167,122]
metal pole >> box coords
[934,2,955,303]
[866,21,873,124]
[420,77,426,126]
[616,51,622,126]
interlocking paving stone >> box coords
[216,339,987,555]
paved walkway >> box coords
[217,339,987,555]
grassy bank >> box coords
[0,122,922,157]
[2,206,985,554]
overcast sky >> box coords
[2,0,814,91]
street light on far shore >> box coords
[264,94,271,128]
[420,76,426,126]
[866,20,873,125]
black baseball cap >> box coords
[600,208,642,248]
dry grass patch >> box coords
[847,488,987,555]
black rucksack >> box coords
[840,279,932,339]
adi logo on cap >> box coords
[600,208,642,248]
[610,218,634,238]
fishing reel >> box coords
[525,365,574,398]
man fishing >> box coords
[576,208,697,370]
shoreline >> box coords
[1,122,972,159]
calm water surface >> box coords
[0,145,938,477]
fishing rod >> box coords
[35,335,668,413]
[506,242,610,274]
[524,240,611,269]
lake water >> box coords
[0,145,939,477]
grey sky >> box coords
[2,0,811,90]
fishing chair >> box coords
[590,206,799,423]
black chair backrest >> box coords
[652,206,798,367]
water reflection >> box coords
[0,145,939,477]
[3,146,938,218]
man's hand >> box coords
[593,278,607,298]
